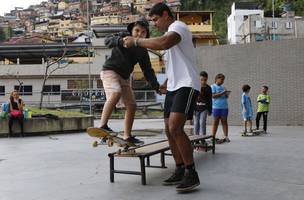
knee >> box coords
[168,123,182,137]
[126,104,136,110]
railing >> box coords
[0,89,163,106]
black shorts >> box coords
[164,87,199,120]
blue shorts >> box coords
[212,108,228,118]
[242,112,253,121]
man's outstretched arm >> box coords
[123,32,181,50]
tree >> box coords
[39,42,87,109]
[5,71,24,93]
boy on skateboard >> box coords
[123,3,200,192]
[241,84,253,136]
[100,18,160,144]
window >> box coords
[0,86,5,96]
[271,21,278,29]
[43,85,61,95]
[97,80,103,88]
[67,80,93,89]
[286,21,293,29]
[254,20,262,28]
[14,85,32,96]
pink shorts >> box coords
[100,70,136,107]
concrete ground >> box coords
[0,119,304,200]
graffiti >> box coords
[61,89,106,102]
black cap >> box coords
[127,17,150,38]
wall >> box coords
[196,38,304,126]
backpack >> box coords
[1,102,9,113]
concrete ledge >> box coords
[0,116,94,136]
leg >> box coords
[262,112,268,131]
[244,120,248,132]
[212,117,220,138]
[248,120,253,132]
[18,116,24,137]
[8,115,14,137]
[201,110,208,135]
[220,117,228,137]
[168,113,194,166]
[164,118,184,165]
[256,112,262,130]
[120,80,137,139]
[123,104,136,139]
[193,111,200,135]
[100,70,122,128]
[100,92,121,127]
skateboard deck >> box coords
[194,140,213,151]
[215,138,226,144]
[241,130,265,137]
[86,127,138,154]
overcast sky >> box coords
[0,0,45,16]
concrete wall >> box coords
[0,116,94,136]
[196,38,304,126]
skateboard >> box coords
[194,139,213,151]
[241,130,265,137]
[86,127,138,154]
[215,138,226,144]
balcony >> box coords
[187,24,213,33]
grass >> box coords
[110,110,163,119]
[27,106,88,118]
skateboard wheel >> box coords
[117,149,122,155]
[108,140,114,147]
[92,141,98,147]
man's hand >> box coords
[159,84,167,94]
[123,36,135,48]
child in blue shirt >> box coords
[211,73,231,142]
[241,84,253,135]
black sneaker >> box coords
[163,167,185,185]
[125,136,144,145]
[100,125,114,133]
[176,169,200,192]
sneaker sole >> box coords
[176,183,200,192]
[162,181,181,186]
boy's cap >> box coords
[127,17,150,38]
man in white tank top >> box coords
[123,3,200,192]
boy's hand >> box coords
[123,36,135,48]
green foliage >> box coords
[0,28,5,41]
[27,107,87,117]
[150,26,164,37]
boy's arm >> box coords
[266,95,270,104]
[104,32,127,48]
[138,50,160,92]
[213,91,226,98]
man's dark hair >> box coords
[263,85,269,90]
[149,3,174,18]
[242,84,251,92]
[200,71,208,78]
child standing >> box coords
[211,73,230,142]
[100,18,160,144]
[241,84,253,136]
[194,71,212,136]
[256,86,270,133]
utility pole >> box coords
[272,0,275,40]
[86,0,92,115]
